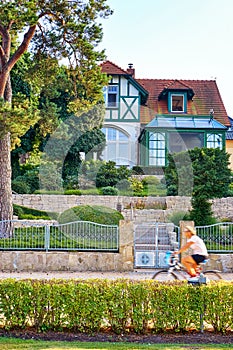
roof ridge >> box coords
[100,60,129,75]
[136,78,217,82]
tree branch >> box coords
[0,23,11,63]
[7,24,37,71]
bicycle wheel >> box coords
[152,269,178,281]
[203,270,222,281]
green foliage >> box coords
[0,279,232,334]
[131,166,145,175]
[12,179,31,194]
[165,148,231,198]
[190,148,231,199]
[115,179,131,191]
[95,161,131,188]
[165,148,232,225]
[39,161,63,191]
[79,159,103,182]
[142,175,160,186]
[0,0,113,221]
[13,204,58,220]
[166,211,190,226]
[64,189,82,195]
[129,177,144,196]
[0,98,40,149]
[141,175,166,196]
[164,151,194,196]
[12,171,39,194]
[189,197,217,226]
[58,205,124,225]
[100,186,119,196]
[62,128,106,185]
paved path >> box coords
[0,270,232,281]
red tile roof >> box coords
[100,61,229,127]
[100,60,129,75]
[137,79,229,126]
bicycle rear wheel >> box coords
[152,269,178,281]
[203,270,222,281]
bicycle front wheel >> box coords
[203,270,222,281]
[152,269,178,281]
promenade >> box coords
[0,270,232,281]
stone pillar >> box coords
[179,220,195,259]
[118,220,134,271]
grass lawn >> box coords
[0,338,232,349]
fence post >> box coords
[44,224,50,252]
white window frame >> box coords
[149,132,166,166]
[102,127,130,165]
[103,85,119,108]
[171,94,184,113]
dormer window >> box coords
[103,85,119,108]
[168,92,187,113]
[171,94,184,112]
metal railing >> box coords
[134,223,180,268]
[0,220,119,252]
[195,222,233,253]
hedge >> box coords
[0,279,232,334]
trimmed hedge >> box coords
[13,204,58,220]
[0,279,232,334]
[58,205,124,225]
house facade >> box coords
[100,61,230,170]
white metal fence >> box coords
[195,222,233,253]
[0,220,119,252]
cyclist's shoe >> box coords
[188,272,197,278]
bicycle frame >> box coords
[166,257,190,278]
[152,252,222,282]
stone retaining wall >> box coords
[13,194,233,222]
[13,194,191,214]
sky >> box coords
[99,0,233,117]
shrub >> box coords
[13,204,58,220]
[100,186,119,196]
[115,179,131,191]
[96,161,131,188]
[131,166,144,175]
[63,175,79,190]
[0,279,232,334]
[22,171,39,193]
[64,189,82,195]
[39,161,63,191]
[129,177,144,196]
[77,175,95,190]
[142,176,160,186]
[12,179,31,194]
[166,211,189,226]
[58,205,124,225]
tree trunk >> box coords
[0,132,13,236]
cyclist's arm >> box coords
[176,241,193,255]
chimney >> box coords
[127,63,135,78]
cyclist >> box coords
[175,225,208,277]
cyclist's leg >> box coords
[181,255,197,276]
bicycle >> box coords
[152,251,222,282]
